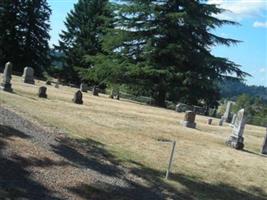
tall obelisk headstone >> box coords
[1,62,13,92]
[225,109,246,150]
[22,66,35,84]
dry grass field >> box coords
[1,74,267,200]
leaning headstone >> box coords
[181,111,196,128]
[38,86,47,98]
[0,62,13,92]
[225,109,246,150]
[208,118,213,125]
[92,86,98,96]
[219,117,224,126]
[261,129,267,155]
[72,90,83,104]
[223,101,233,123]
[80,83,88,92]
[22,67,35,84]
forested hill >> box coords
[219,80,267,100]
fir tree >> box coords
[87,0,248,107]
[0,0,21,71]
[19,0,51,76]
[57,0,113,84]
[0,0,51,75]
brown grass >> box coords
[1,74,267,199]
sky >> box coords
[48,0,267,87]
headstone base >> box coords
[39,94,47,98]
[226,136,244,150]
[181,121,196,129]
[23,79,35,84]
[0,83,13,92]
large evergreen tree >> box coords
[87,0,248,107]
[57,0,113,83]
[0,0,21,71]
[0,0,51,75]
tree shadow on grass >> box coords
[51,137,124,177]
[0,125,62,200]
[65,144,267,200]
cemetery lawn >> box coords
[1,74,267,200]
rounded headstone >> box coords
[72,90,83,104]
[23,67,35,84]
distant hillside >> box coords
[219,80,267,100]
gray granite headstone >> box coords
[224,101,233,123]
[225,108,246,150]
[38,86,47,98]
[0,62,13,92]
[80,83,88,92]
[22,67,35,84]
[261,129,267,155]
[72,90,83,104]
[181,111,196,128]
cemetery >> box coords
[0,0,267,199]
[0,72,267,199]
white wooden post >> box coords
[165,141,176,180]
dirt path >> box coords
[0,106,179,200]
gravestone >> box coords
[0,62,13,92]
[261,129,267,155]
[92,86,99,96]
[38,86,47,98]
[223,101,233,123]
[22,67,35,84]
[80,83,88,92]
[72,90,83,104]
[225,109,246,150]
[181,111,196,128]
[219,117,224,126]
[231,114,237,125]
[208,118,213,125]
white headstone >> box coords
[1,62,13,92]
[226,109,246,150]
[22,66,35,84]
